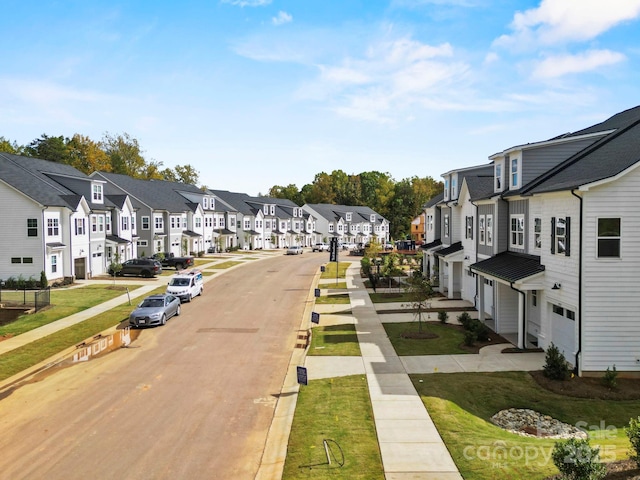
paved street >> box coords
[0,252,325,480]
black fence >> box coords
[0,286,51,312]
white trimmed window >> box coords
[141,216,150,230]
[444,178,449,201]
[51,255,58,273]
[511,157,520,189]
[451,177,457,199]
[444,214,449,237]
[551,217,570,256]
[47,218,59,237]
[597,217,620,258]
[534,217,542,249]
[105,215,111,233]
[75,218,85,236]
[495,162,503,191]
[510,214,524,248]
[92,184,103,202]
[154,216,164,231]
[486,215,493,246]
[27,218,38,237]
[479,215,485,245]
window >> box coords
[451,177,457,199]
[105,215,111,233]
[465,216,473,240]
[597,218,620,258]
[479,215,485,244]
[22,257,33,264]
[370,214,376,222]
[195,217,202,229]
[27,218,38,237]
[551,217,570,256]
[486,215,493,246]
[137,240,149,247]
[51,255,58,273]
[182,215,187,228]
[244,219,251,230]
[155,216,163,230]
[203,197,209,209]
[142,216,150,230]
[47,218,59,236]
[532,290,537,307]
[98,216,104,232]
[92,184,103,202]
[91,216,97,233]
[75,218,85,236]
[444,214,449,237]
[346,212,352,221]
[270,205,275,216]
[131,215,135,231]
[11,257,21,264]
[122,216,129,231]
[495,163,502,191]
[427,214,434,232]
[534,217,542,249]
[263,205,269,215]
[444,178,449,201]
[170,216,178,229]
[510,215,524,248]
[329,224,334,232]
[566,309,576,320]
[552,304,564,316]
[511,157,519,188]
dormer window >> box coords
[210,197,215,210]
[92,184,103,203]
[346,212,352,222]
[511,157,520,189]
[444,178,449,201]
[495,162,503,191]
[370,214,375,222]
[270,205,275,216]
[203,197,209,209]
[263,205,269,215]
[451,176,457,199]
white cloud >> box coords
[272,11,292,26]
[496,0,640,48]
[221,0,271,7]
[532,49,626,79]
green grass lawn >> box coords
[315,294,351,305]
[368,291,430,303]
[0,286,166,382]
[320,262,350,280]
[413,371,638,479]
[309,324,360,356]
[319,281,348,289]
[209,260,244,269]
[383,321,473,356]
[0,284,141,338]
[282,375,384,480]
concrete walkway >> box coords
[305,263,546,480]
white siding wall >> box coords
[460,186,476,304]
[581,166,640,372]
[44,209,66,280]
[70,210,90,276]
[451,205,462,243]
[496,282,518,333]
[0,185,44,279]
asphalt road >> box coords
[0,252,327,480]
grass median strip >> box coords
[0,286,165,382]
[320,262,350,280]
[309,324,360,356]
[315,294,351,305]
[282,375,384,480]
[383,321,473,355]
[413,371,636,479]
[209,261,244,269]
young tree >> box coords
[404,270,434,333]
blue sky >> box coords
[2,0,639,195]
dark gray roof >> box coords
[304,203,388,223]
[464,176,495,201]
[94,171,204,212]
[524,111,640,195]
[434,241,462,258]
[423,192,444,208]
[182,230,202,237]
[209,190,256,216]
[560,105,640,138]
[0,153,87,207]
[470,252,545,283]
[421,239,442,250]
[106,235,130,244]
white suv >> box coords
[312,243,329,252]
[166,270,204,302]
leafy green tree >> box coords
[67,134,111,174]
[24,134,71,163]
[173,164,200,185]
[102,132,147,177]
[0,136,24,154]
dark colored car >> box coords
[129,294,181,327]
[109,258,163,277]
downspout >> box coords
[42,206,48,278]
[470,199,480,309]
[571,189,583,375]
[510,282,526,349]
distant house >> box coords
[302,204,390,245]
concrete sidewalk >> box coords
[304,263,545,480]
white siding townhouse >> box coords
[302,204,390,246]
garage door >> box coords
[550,303,575,360]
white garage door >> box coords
[550,304,575,360]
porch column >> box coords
[477,276,485,323]
[447,262,454,299]
[517,291,525,349]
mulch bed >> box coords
[399,322,512,354]
[530,370,640,401]
[546,459,640,479]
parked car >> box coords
[109,258,162,278]
[341,242,357,251]
[312,243,329,252]
[384,242,394,251]
[166,269,204,303]
[129,294,181,327]
[152,252,195,270]
[286,245,304,255]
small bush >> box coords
[39,271,48,288]
[543,342,570,381]
[626,417,640,467]
[602,365,618,389]
[457,312,473,330]
[361,257,371,276]
[463,330,476,347]
[551,438,606,480]
[473,321,491,342]
[438,310,449,324]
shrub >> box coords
[551,438,606,480]
[39,271,48,288]
[543,342,570,381]
[473,321,491,342]
[463,330,476,347]
[626,417,640,467]
[602,365,618,389]
[457,312,473,330]
[361,257,371,276]
[438,310,449,324]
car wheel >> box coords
[198,287,203,296]
[176,305,181,316]
[142,270,151,278]
[161,314,167,325]
[175,263,183,270]
[187,293,192,302]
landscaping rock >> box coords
[490,408,588,439]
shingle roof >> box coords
[470,252,545,283]
[423,192,444,208]
[464,176,495,201]
[434,241,462,257]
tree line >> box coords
[268,170,442,239]
[0,133,200,185]
[1,133,442,238]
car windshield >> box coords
[140,299,164,308]
[169,278,189,286]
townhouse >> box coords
[423,105,640,375]
[302,204,390,245]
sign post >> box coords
[329,238,339,285]
[297,366,308,386]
